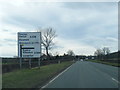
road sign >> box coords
[18,32,41,58]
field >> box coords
[87,60,120,67]
[2,61,74,88]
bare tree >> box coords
[102,47,110,60]
[38,27,57,58]
[94,49,103,56]
[94,48,104,60]
[67,50,75,56]
[94,47,110,60]
[106,48,110,55]
[102,47,110,55]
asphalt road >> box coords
[43,61,119,88]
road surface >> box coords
[43,61,119,88]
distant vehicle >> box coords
[80,59,83,61]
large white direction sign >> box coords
[18,32,41,58]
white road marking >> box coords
[41,63,73,88]
[112,78,120,84]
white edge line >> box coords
[112,78,120,84]
[41,63,73,88]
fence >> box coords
[2,57,74,73]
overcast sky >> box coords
[0,0,118,57]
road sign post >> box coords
[38,58,40,69]
[19,44,22,69]
[29,58,31,68]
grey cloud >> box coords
[2,29,9,32]
[4,39,16,42]
[0,44,3,46]
[106,37,118,42]
[10,32,17,35]
[62,2,117,11]
[0,2,118,56]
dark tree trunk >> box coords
[46,47,50,60]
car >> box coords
[80,59,83,61]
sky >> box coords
[0,0,118,57]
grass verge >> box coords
[87,60,120,67]
[2,61,74,88]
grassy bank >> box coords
[2,61,74,88]
[87,60,120,67]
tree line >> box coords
[94,47,111,60]
[38,27,118,61]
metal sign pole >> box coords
[20,45,22,69]
[29,58,31,69]
[38,32,41,69]
[38,58,40,69]
[20,57,22,69]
